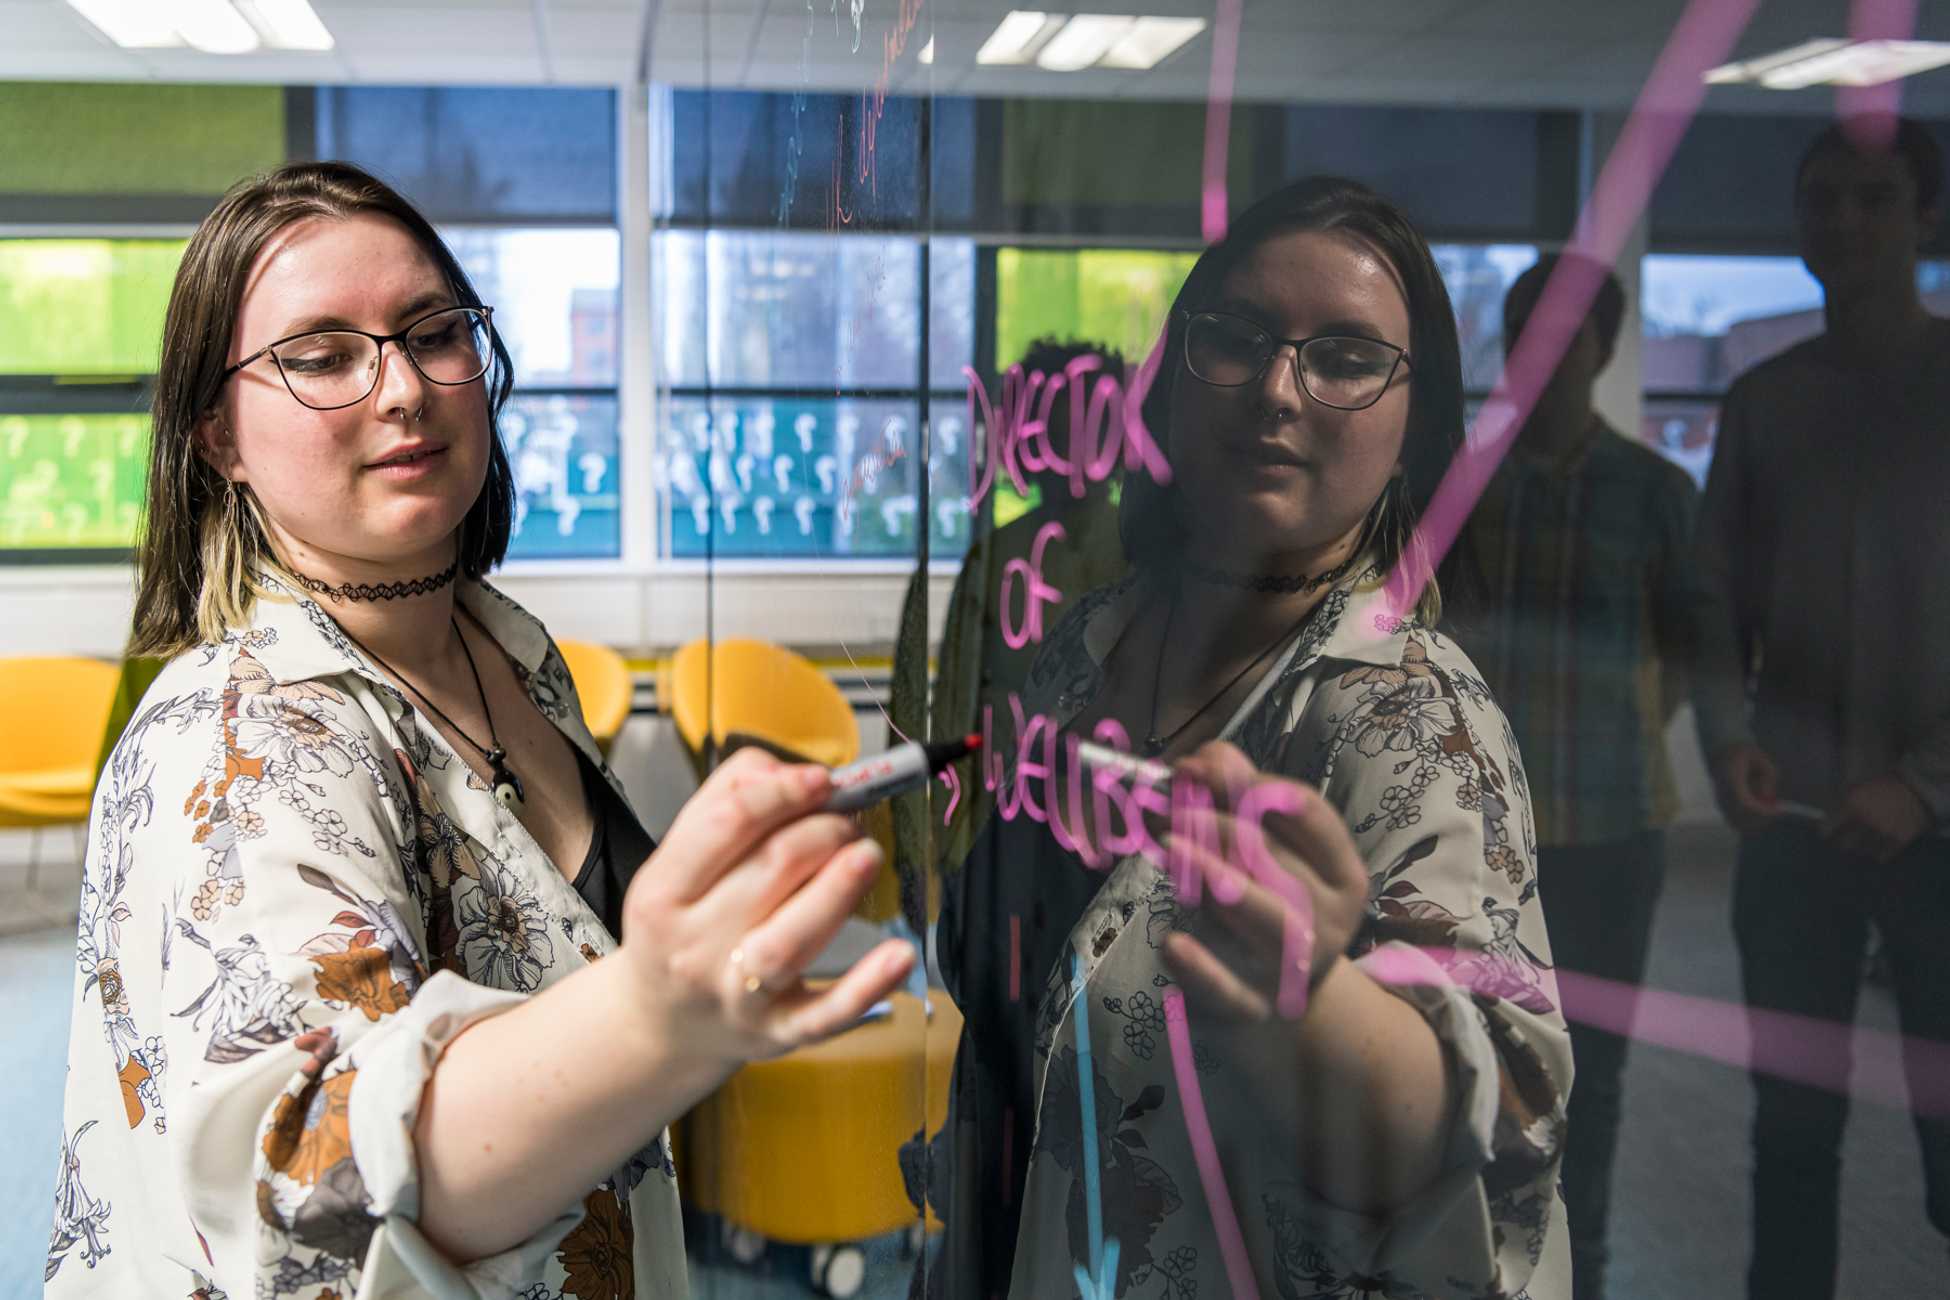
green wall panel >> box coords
[0,82,284,195]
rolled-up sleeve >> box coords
[158,690,577,1298]
[1285,656,1572,1296]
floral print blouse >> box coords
[935,563,1573,1299]
[46,578,684,1300]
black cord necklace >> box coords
[336,610,527,811]
[1140,579,1326,758]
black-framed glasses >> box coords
[1182,310,1412,411]
[219,305,496,412]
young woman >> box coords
[931,177,1572,1298]
[46,162,914,1299]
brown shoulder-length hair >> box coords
[128,161,515,659]
[1120,176,1475,627]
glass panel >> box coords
[1642,253,1825,393]
[504,393,622,560]
[441,228,622,387]
[1284,106,1560,240]
[993,246,1199,366]
[929,239,978,391]
[1432,242,1539,391]
[665,89,928,228]
[656,229,930,389]
[0,412,147,550]
[0,239,185,375]
[660,395,970,561]
[312,87,618,222]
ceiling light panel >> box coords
[976,10,1060,65]
[1705,38,1950,89]
[1763,40,1950,89]
[1036,15,1135,71]
[62,0,182,48]
[171,0,261,53]
[236,0,335,52]
[1099,16,1206,70]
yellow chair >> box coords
[660,638,861,772]
[0,656,120,889]
[554,639,633,757]
[658,637,904,920]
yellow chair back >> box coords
[554,639,633,755]
[662,638,860,771]
[0,655,120,827]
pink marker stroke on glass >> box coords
[962,356,1172,517]
[1200,0,1245,244]
[1162,987,1260,1300]
[1840,0,1920,143]
[1377,0,1762,625]
[1357,948,1950,1119]
[999,520,1068,651]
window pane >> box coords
[1284,107,1564,242]
[0,239,185,375]
[993,247,1199,371]
[313,88,617,223]
[1641,254,1824,394]
[442,228,621,387]
[656,231,924,389]
[929,238,977,391]
[0,413,148,552]
[661,396,968,560]
[504,394,622,560]
[1432,243,1539,392]
[665,90,926,228]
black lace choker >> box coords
[293,561,459,604]
[1178,556,1346,595]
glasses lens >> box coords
[406,307,492,385]
[1185,313,1272,386]
[271,332,380,410]
[1298,337,1400,409]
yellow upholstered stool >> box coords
[677,989,962,1290]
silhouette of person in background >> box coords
[1693,116,1950,1300]
[1466,252,1704,1300]
[918,337,1131,873]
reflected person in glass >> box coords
[1693,116,1950,1300]
[931,176,1570,1300]
[45,162,913,1299]
[1463,252,1705,1300]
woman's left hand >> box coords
[1157,740,1370,1022]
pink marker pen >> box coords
[825,734,982,814]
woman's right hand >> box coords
[616,747,917,1070]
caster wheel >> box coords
[723,1222,766,1266]
[811,1242,868,1298]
